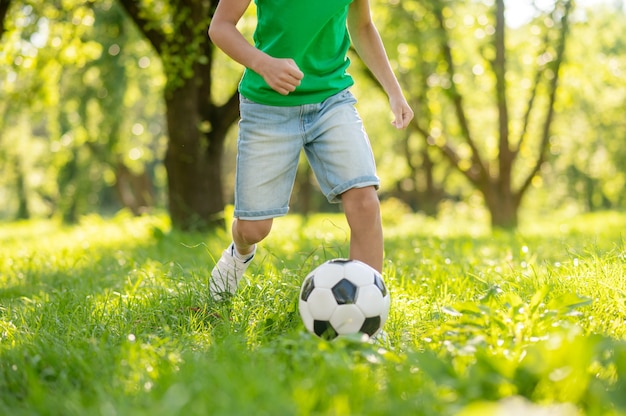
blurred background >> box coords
[0,0,624,230]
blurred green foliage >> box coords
[0,0,625,224]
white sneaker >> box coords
[209,243,255,300]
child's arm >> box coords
[208,0,303,96]
[348,0,414,129]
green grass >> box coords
[1,208,625,415]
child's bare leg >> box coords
[232,218,273,255]
[341,186,383,272]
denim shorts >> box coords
[234,89,380,220]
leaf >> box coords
[529,285,550,313]
[479,284,503,303]
[441,305,463,317]
[546,293,593,313]
[502,292,524,309]
[454,302,486,316]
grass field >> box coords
[1,207,625,415]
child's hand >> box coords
[390,95,414,129]
[258,57,304,95]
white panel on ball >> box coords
[298,302,314,332]
[313,263,347,288]
[330,304,365,334]
[343,261,377,286]
[306,288,337,320]
[355,285,386,317]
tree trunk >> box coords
[164,77,226,230]
[0,0,10,39]
[14,159,30,220]
[118,0,240,231]
[483,183,520,229]
[114,162,154,215]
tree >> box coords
[0,0,167,221]
[554,4,626,211]
[0,0,9,38]
[366,2,455,215]
[386,0,573,228]
[118,0,240,230]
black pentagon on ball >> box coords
[373,273,388,297]
[332,278,358,304]
[359,316,382,336]
[328,258,351,265]
[300,275,315,301]
[313,320,338,340]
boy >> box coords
[208,0,413,299]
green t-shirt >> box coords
[239,0,355,106]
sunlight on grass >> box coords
[1,208,625,414]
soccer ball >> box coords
[298,259,391,340]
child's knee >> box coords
[342,188,381,225]
[343,187,379,212]
[233,218,273,244]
